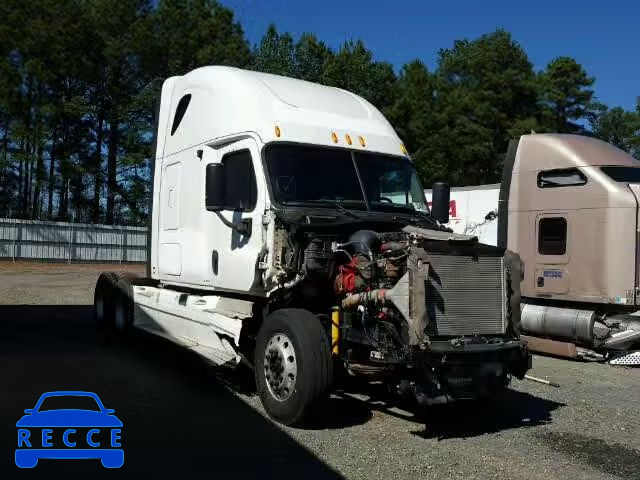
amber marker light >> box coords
[331,132,339,143]
[358,136,366,147]
[345,134,352,145]
[274,125,281,137]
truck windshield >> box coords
[265,144,428,214]
[601,166,640,183]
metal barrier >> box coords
[0,218,147,263]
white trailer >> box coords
[426,184,500,246]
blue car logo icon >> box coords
[15,391,123,468]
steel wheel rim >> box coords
[264,333,297,402]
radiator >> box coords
[425,253,506,336]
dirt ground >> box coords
[0,261,144,305]
[0,262,638,480]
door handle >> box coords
[537,276,544,287]
[212,250,219,275]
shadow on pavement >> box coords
[409,389,565,440]
[0,305,343,480]
[327,372,564,439]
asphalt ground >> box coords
[0,262,638,479]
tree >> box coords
[86,0,154,223]
[0,0,95,219]
[539,56,595,133]
[591,102,640,158]
[0,2,638,225]
[322,40,396,111]
[385,61,437,182]
[428,30,539,185]
[252,24,295,77]
[151,0,251,78]
[293,33,332,83]
[0,0,252,224]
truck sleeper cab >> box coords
[94,66,530,426]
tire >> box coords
[112,277,134,337]
[95,273,115,333]
[254,308,333,426]
[95,273,133,339]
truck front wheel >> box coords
[254,309,332,426]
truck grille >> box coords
[425,253,505,336]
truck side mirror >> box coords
[431,182,450,224]
[205,163,226,211]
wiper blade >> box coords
[333,203,360,218]
[407,209,442,228]
[280,200,361,218]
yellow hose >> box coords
[331,307,340,355]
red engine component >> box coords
[334,256,369,294]
[334,258,358,294]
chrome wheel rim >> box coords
[264,333,297,401]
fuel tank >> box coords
[521,304,595,344]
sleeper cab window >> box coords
[537,168,587,188]
[538,217,567,255]
[221,150,257,211]
[170,94,192,136]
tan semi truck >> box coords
[427,134,640,364]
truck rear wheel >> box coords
[95,273,133,338]
[254,308,333,426]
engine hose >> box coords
[334,241,374,260]
[341,289,387,309]
[331,307,340,355]
[266,273,305,296]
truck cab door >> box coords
[158,161,183,276]
[203,138,267,293]
[533,213,570,296]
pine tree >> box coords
[539,56,595,133]
[426,30,539,184]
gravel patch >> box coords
[236,356,640,480]
[0,261,144,305]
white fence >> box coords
[0,218,147,263]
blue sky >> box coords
[220,0,639,111]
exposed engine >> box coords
[330,229,411,367]
[267,221,530,400]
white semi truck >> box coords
[94,66,530,426]
[426,134,640,364]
